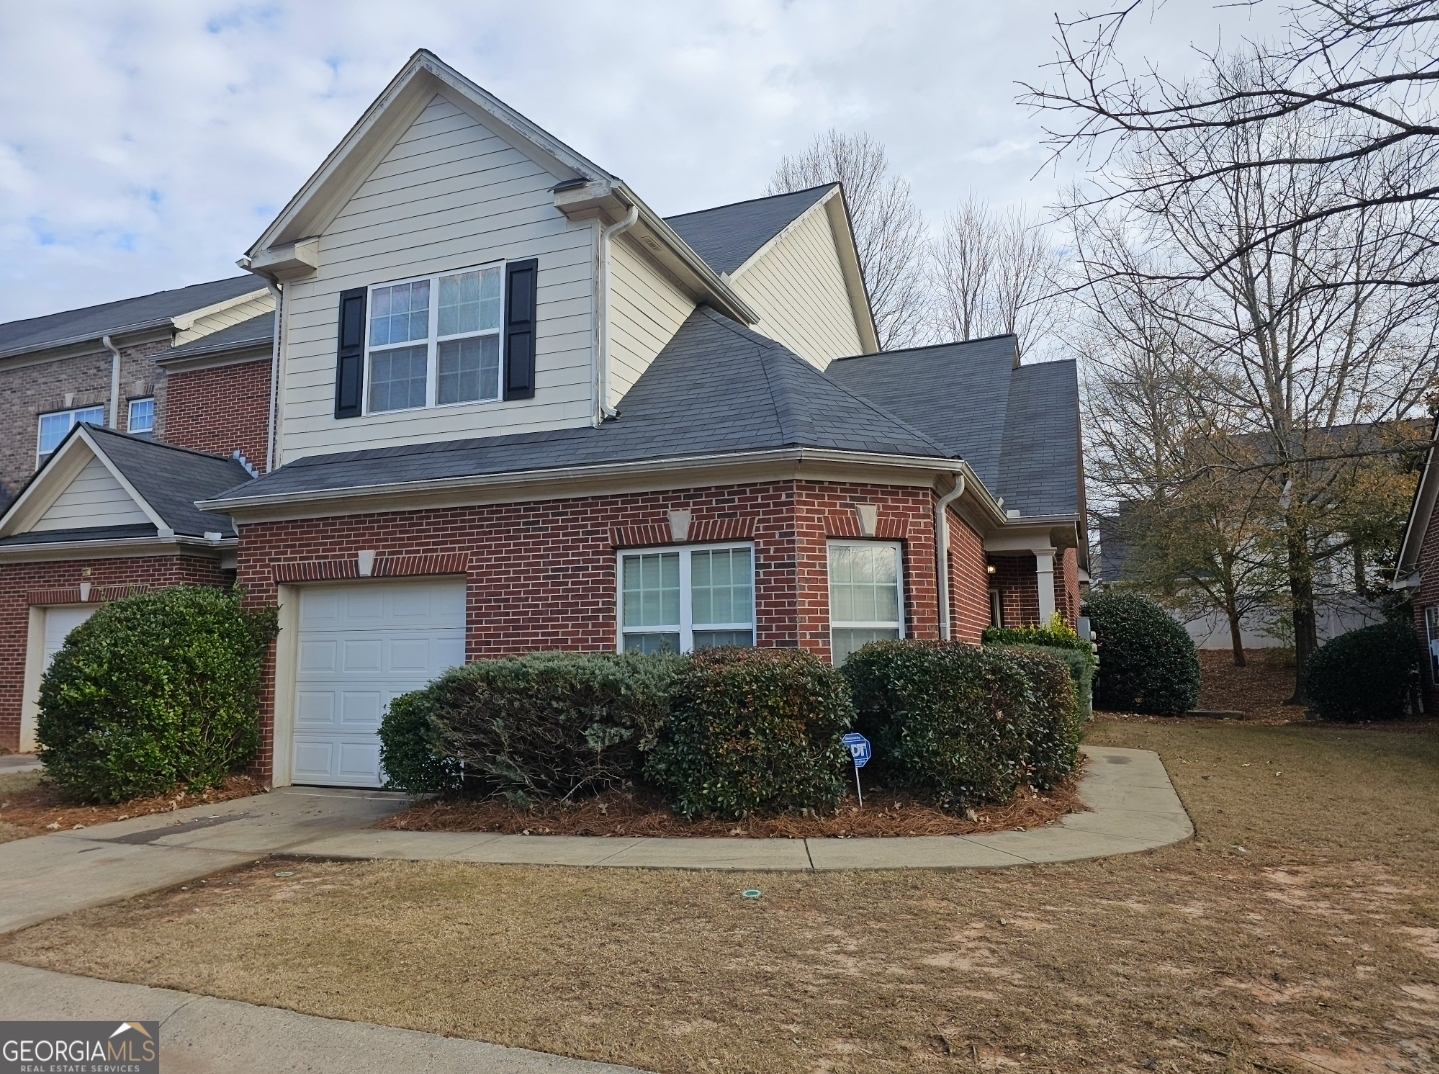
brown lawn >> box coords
[2,718,1437,1072]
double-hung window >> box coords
[127,398,154,438]
[36,405,106,467]
[619,544,755,653]
[366,264,503,414]
[828,540,905,664]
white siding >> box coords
[173,293,276,346]
[608,235,695,405]
[31,457,149,532]
[731,205,863,369]
[278,92,596,462]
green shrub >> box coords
[645,647,853,818]
[842,640,1080,809]
[425,651,680,804]
[37,587,277,803]
[982,613,1092,653]
[1002,642,1095,726]
[1305,620,1420,722]
[378,690,463,795]
[1086,592,1200,715]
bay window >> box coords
[828,540,905,663]
[619,544,754,653]
[366,264,503,414]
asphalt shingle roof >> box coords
[664,186,835,276]
[78,426,253,536]
[0,523,158,547]
[0,276,263,359]
[164,311,275,359]
[210,306,950,503]
[828,336,1081,517]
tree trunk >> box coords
[1226,607,1247,667]
[1286,522,1318,706]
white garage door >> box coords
[45,607,97,667]
[20,606,100,752]
[292,579,466,788]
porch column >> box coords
[1035,549,1056,622]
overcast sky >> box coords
[0,1,1291,323]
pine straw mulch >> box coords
[0,773,263,843]
[375,762,1087,839]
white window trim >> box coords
[363,261,506,416]
[127,397,155,434]
[1426,605,1439,685]
[36,405,106,467]
[827,539,907,655]
[615,541,756,653]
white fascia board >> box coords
[169,288,272,332]
[0,535,235,564]
[155,343,273,374]
[727,186,837,281]
[0,431,97,536]
[248,50,612,258]
[1396,424,1439,575]
[198,448,971,522]
[73,427,170,533]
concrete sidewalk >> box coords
[0,753,42,774]
[0,962,649,1074]
[0,786,407,933]
[282,745,1192,872]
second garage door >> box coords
[292,579,466,787]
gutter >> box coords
[101,335,122,429]
[0,534,237,561]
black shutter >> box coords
[503,259,538,400]
[334,287,367,419]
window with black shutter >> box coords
[503,258,538,400]
[334,287,367,419]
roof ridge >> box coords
[830,333,1019,362]
[664,184,836,221]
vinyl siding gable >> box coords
[31,456,150,531]
[276,92,596,463]
[172,292,276,346]
[730,203,863,369]
[607,235,696,406]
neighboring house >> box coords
[0,50,1086,788]
[1394,418,1439,712]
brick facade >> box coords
[1411,511,1439,714]
[0,553,230,752]
[947,506,991,643]
[0,336,169,506]
[163,357,271,469]
[990,553,1041,627]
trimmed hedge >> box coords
[1305,619,1420,722]
[37,587,277,803]
[982,619,1092,653]
[842,640,1080,809]
[645,647,853,818]
[1086,592,1200,715]
[378,689,463,795]
[413,651,680,804]
[1003,642,1095,726]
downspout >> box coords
[935,470,966,641]
[594,205,639,426]
[101,335,121,428]
[238,256,282,474]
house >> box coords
[0,50,1085,788]
[1394,418,1439,711]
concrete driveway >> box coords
[0,786,406,933]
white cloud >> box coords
[0,0,1288,321]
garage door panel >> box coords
[291,580,466,788]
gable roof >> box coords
[162,311,275,362]
[665,186,835,277]
[827,335,1082,518]
[0,424,253,547]
[0,276,265,361]
[200,306,952,510]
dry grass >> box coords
[0,773,261,843]
[377,770,1086,839]
[3,720,1438,1073]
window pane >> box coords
[693,629,753,650]
[368,346,428,412]
[622,553,680,628]
[691,548,752,625]
[437,336,500,404]
[623,632,681,654]
[75,406,106,425]
[370,281,430,346]
[38,413,71,455]
[829,544,902,631]
[831,627,900,665]
[127,398,154,434]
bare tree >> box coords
[1066,62,1439,699]
[769,130,927,348]
[1021,0,1439,285]
[928,198,1066,360]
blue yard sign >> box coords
[841,732,871,806]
